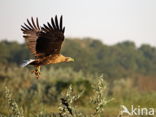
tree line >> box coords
[0,38,156,78]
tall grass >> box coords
[0,64,156,117]
[4,87,24,117]
[2,78,111,117]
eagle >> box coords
[21,15,74,78]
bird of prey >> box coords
[21,15,74,78]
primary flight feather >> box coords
[21,15,74,78]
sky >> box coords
[0,0,156,47]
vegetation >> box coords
[0,38,156,78]
[0,38,156,117]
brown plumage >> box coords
[21,15,74,78]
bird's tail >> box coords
[21,59,35,67]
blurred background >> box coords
[0,0,156,116]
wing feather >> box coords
[27,19,34,29]
[21,17,40,56]
[47,22,53,30]
[55,15,59,30]
[59,15,63,31]
[51,17,57,29]
[43,24,50,31]
[36,18,40,30]
[24,23,32,30]
[62,27,65,33]
[31,17,38,29]
[21,15,65,58]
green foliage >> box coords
[0,64,156,117]
[2,78,111,117]
[91,76,112,116]
[58,85,85,117]
[4,87,24,117]
[0,38,156,117]
[0,40,32,64]
[0,38,156,78]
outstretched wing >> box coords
[21,15,65,58]
[37,15,65,57]
[21,17,41,56]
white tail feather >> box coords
[21,59,35,67]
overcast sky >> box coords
[0,0,156,46]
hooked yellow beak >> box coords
[68,57,74,62]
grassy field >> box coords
[0,64,156,117]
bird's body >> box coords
[30,54,70,66]
[21,15,74,78]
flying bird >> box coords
[21,15,74,78]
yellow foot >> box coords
[31,66,41,79]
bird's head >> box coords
[65,57,74,62]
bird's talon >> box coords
[31,66,41,79]
[35,71,40,79]
[31,70,35,74]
